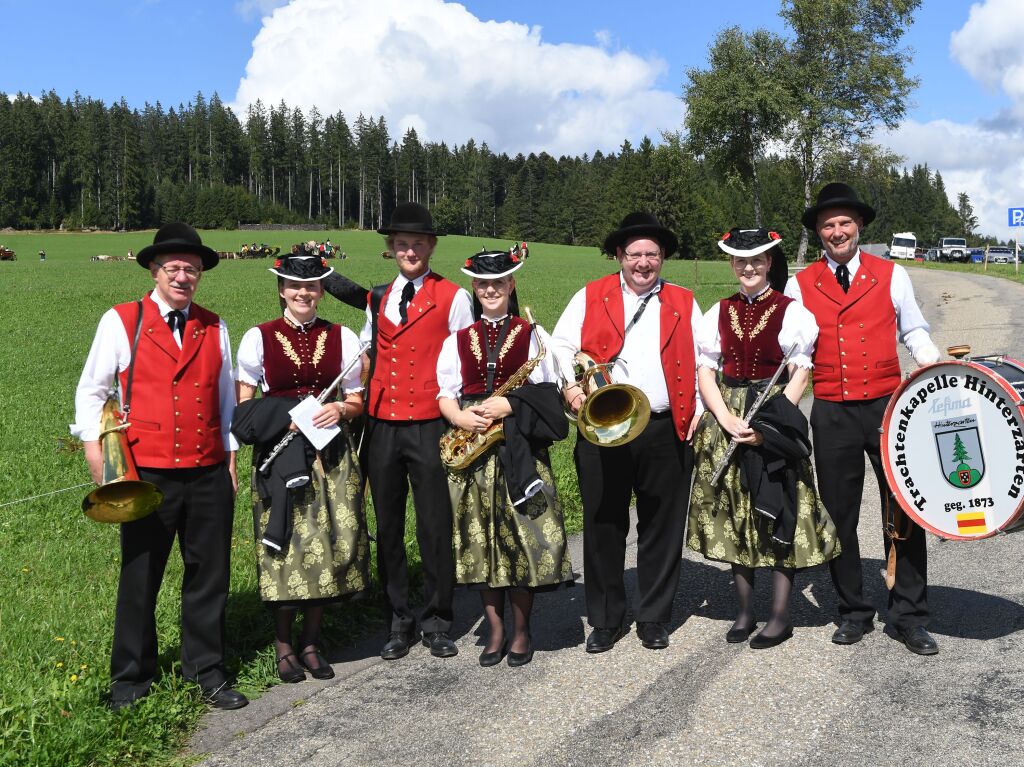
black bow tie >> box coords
[399,281,416,325]
[835,263,850,293]
[167,310,185,341]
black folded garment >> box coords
[502,383,569,515]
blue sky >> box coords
[2,0,1022,236]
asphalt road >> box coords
[192,266,1024,767]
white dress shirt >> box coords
[551,274,704,414]
[784,250,940,365]
[71,292,238,450]
[358,270,474,343]
[435,321,563,400]
[697,288,819,371]
[237,321,364,395]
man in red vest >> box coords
[360,202,473,660]
[553,212,702,653]
[72,223,247,710]
[786,182,941,655]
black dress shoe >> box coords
[831,620,874,645]
[749,626,793,650]
[507,641,534,667]
[725,624,756,644]
[636,622,669,650]
[479,641,508,667]
[585,626,626,653]
[381,630,417,660]
[276,652,306,683]
[422,631,459,658]
[897,626,939,656]
[202,685,249,710]
[300,646,336,680]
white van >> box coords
[890,232,917,260]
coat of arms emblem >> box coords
[932,415,984,489]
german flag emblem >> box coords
[956,512,988,535]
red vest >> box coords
[580,273,697,440]
[718,289,791,380]
[114,294,226,469]
[795,253,900,401]
[368,272,461,420]
[258,317,342,399]
[457,316,532,396]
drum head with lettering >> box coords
[881,360,1024,540]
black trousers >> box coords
[110,462,234,702]
[810,397,929,631]
[575,414,694,628]
[364,417,454,634]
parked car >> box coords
[987,246,1015,264]
[969,248,985,264]
[925,248,941,262]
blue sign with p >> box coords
[1010,208,1024,226]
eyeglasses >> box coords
[734,260,768,271]
[157,265,202,278]
[622,250,662,262]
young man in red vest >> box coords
[360,202,474,659]
[786,182,941,655]
[552,212,702,653]
[72,223,247,710]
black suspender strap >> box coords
[122,300,144,416]
[483,317,512,395]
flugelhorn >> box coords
[569,354,650,447]
[82,398,163,523]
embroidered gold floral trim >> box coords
[275,331,303,368]
[728,302,778,341]
[311,330,327,367]
[499,324,522,359]
[468,327,483,362]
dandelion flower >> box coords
[55,637,65,642]
[80,664,88,670]
[56,662,64,668]
[70,674,78,682]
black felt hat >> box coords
[718,228,789,292]
[461,249,524,279]
[801,182,876,229]
[268,254,335,281]
[136,222,220,270]
[602,212,678,258]
[377,202,443,236]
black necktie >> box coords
[167,310,185,341]
[399,282,416,325]
[835,264,850,293]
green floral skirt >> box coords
[686,381,840,569]
[449,447,574,590]
[252,429,371,606]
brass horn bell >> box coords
[571,353,651,447]
[82,398,163,523]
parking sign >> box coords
[1010,208,1024,226]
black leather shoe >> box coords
[507,641,534,667]
[202,685,249,710]
[586,626,626,653]
[749,625,793,649]
[636,622,669,650]
[381,630,417,660]
[897,626,939,656]
[276,652,306,683]
[479,641,508,667]
[300,646,336,680]
[422,631,458,658]
[726,623,756,644]
[832,620,874,645]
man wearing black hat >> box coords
[785,182,941,655]
[552,212,703,653]
[72,222,247,709]
[359,202,474,659]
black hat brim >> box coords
[377,224,443,237]
[603,224,678,258]
[136,240,220,270]
[801,198,876,230]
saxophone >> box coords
[439,307,547,472]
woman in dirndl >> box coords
[687,229,839,649]
[234,253,370,683]
[437,249,573,667]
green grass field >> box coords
[0,228,738,767]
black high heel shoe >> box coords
[479,641,508,667]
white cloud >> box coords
[950,0,1024,117]
[230,0,680,156]
[234,0,290,22]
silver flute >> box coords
[709,344,797,486]
[259,340,371,473]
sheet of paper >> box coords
[288,395,340,451]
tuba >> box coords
[82,397,163,523]
[439,308,547,472]
[569,353,650,447]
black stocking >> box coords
[298,605,327,671]
[731,564,756,632]
[761,567,795,638]
[274,608,298,675]
[509,590,534,654]
[480,589,505,653]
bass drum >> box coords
[881,356,1024,540]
